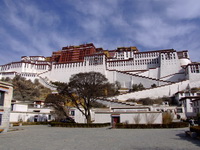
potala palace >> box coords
[0,43,200,101]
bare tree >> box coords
[58,72,114,124]
[145,113,159,124]
[45,94,72,121]
[133,114,141,124]
[162,112,174,124]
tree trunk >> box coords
[86,110,92,124]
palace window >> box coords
[170,54,173,59]
[177,108,183,113]
[173,54,176,59]
[195,65,199,73]
[0,114,2,125]
[0,91,5,106]
[71,110,75,116]
[48,115,51,120]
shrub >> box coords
[115,122,188,129]
[190,126,200,135]
[133,114,141,124]
[49,122,111,128]
[22,122,49,125]
[131,83,145,92]
[162,112,174,124]
[151,84,157,88]
[10,122,49,126]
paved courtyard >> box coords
[0,125,199,150]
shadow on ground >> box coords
[175,131,200,147]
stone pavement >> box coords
[0,125,199,150]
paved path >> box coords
[0,125,199,150]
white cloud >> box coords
[132,17,197,48]
[166,0,200,20]
[0,0,64,63]
[69,0,118,18]
[0,0,200,64]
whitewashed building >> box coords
[174,90,200,118]
[179,96,200,118]
[10,100,54,122]
[0,81,13,132]
[192,98,200,116]
[69,103,185,124]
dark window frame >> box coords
[0,114,2,125]
[71,110,75,116]
[0,91,5,106]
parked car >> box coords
[60,117,75,123]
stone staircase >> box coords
[38,76,57,91]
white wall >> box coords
[106,70,168,89]
[10,112,52,122]
[136,68,159,79]
[94,113,111,123]
[93,112,162,124]
[188,73,200,88]
[120,112,162,124]
[49,58,106,83]
[115,80,190,101]
[180,99,193,117]
[0,72,17,79]
[71,108,86,123]
[12,104,28,112]
[159,52,182,78]
[160,73,186,82]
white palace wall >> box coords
[0,48,199,102]
[48,55,107,82]
[160,73,186,82]
[20,73,38,82]
[185,64,200,88]
[106,70,168,89]
[188,73,200,88]
[0,63,23,73]
[107,57,160,72]
[0,72,17,80]
[115,80,189,101]
[0,62,50,74]
[131,68,159,79]
[159,52,182,78]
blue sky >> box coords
[1,0,200,65]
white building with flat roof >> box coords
[10,100,54,123]
[68,103,185,124]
